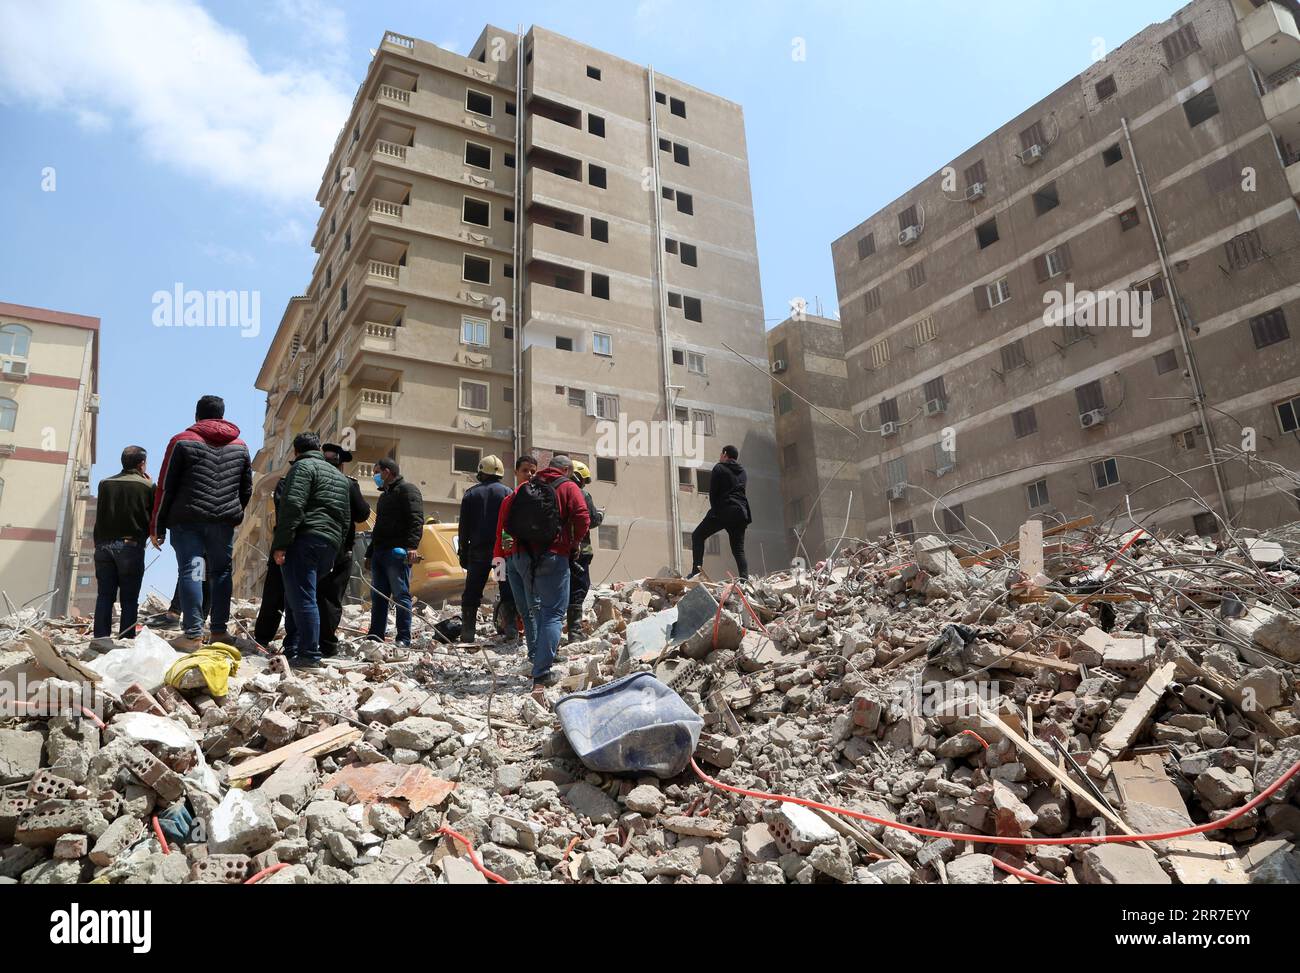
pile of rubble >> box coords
[2,518,1300,885]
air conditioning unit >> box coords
[965,182,986,201]
[87,394,101,414]
[2,360,29,381]
[0,444,16,457]
[770,359,788,375]
[886,483,907,501]
[75,465,91,482]
[1079,409,1108,429]
[925,398,947,416]
[880,421,898,438]
[935,462,955,478]
[1020,144,1044,165]
[898,225,921,247]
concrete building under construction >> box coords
[832,0,1300,545]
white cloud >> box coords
[267,0,347,57]
[0,0,354,203]
[200,242,256,265]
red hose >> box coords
[992,858,1062,885]
[244,862,290,884]
[438,826,510,884]
[690,755,1300,847]
[151,815,170,855]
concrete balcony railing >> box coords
[354,462,377,480]
[364,321,398,341]
[371,198,405,221]
[374,140,409,164]
[1241,2,1300,77]
[526,166,589,212]
[526,114,587,159]
[351,388,396,421]
[377,83,413,106]
[366,259,401,284]
[382,31,415,52]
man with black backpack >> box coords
[566,459,602,642]
[493,454,590,690]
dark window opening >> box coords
[655,91,667,105]
[923,376,947,403]
[588,164,607,188]
[683,296,703,322]
[668,292,683,309]
[676,192,694,215]
[1095,75,1118,101]
[680,243,698,267]
[591,218,609,243]
[976,218,999,249]
[942,504,967,534]
[1012,407,1038,439]
[462,197,490,226]
[463,255,491,284]
[556,336,574,352]
[465,90,493,117]
[1184,87,1219,128]
[1154,349,1179,374]
[665,238,679,254]
[673,143,690,166]
[1032,181,1059,216]
[454,447,481,473]
[1076,380,1105,413]
[505,153,516,168]
[587,65,602,80]
[1102,143,1123,167]
[672,348,685,365]
[592,274,610,300]
[880,398,899,426]
[588,114,605,138]
[857,233,876,260]
[1119,207,1140,231]
[1250,308,1290,349]
[505,102,516,116]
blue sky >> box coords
[0,0,1180,602]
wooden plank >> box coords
[979,707,1137,837]
[1010,591,1152,604]
[881,643,927,671]
[226,724,362,782]
[1018,520,1045,581]
[1086,662,1177,779]
[958,516,1095,566]
[989,647,1078,676]
[23,627,101,686]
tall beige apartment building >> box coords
[0,301,99,617]
[238,25,785,596]
[766,313,866,563]
[832,0,1300,546]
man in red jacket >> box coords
[493,454,589,690]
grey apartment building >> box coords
[832,0,1300,546]
[767,313,867,563]
[241,25,786,593]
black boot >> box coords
[461,613,477,645]
[565,607,582,644]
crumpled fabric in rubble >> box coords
[164,643,242,697]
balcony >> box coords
[526,222,589,265]
[377,83,413,107]
[351,388,396,421]
[373,139,410,164]
[527,113,587,159]
[370,198,405,222]
[527,164,588,212]
[1241,2,1300,77]
[1262,76,1300,154]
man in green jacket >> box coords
[271,432,351,668]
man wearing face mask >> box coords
[364,458,423,647]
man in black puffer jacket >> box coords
[688,444,751,580]
[364,458,424,647]
[150,395,253,649]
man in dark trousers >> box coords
[565,460,602,642]
[689,445,751,581]
[494,454,590,691]
[365,458,424,647]
[253,472,288,648]
[318,442,370,657]
[493,453,537,637]
[458,455,510,644]
[271,433,351,669]
[150,395,253,650]
[93,446,155,639]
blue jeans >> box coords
[368,549,412,644]
[281,532,338,662]
[93,540,145,639]
[507,552,569,679]
[170,523,235,639]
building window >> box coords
[864,287,882,314]
[913,317,936,345]
[505,153,516,168]
[589,165,607,189]
[1027,479,1050,509]
[1250,308,1290,349]
[593,332,613,356]
[933,442,956,473]
[1118,207,1140,231]
[462,197,491,226]
[588,114,605,138]
[465,89,493,117]
[777,391,794,415]
[676,192,694,215]
[898,205,919,231]
[692,410,716,437]
[1173,429,1196,451]
[594,393,619,420]
[1133,275,1166,301]
[869,339,890,370]
[453,446,482,473]
[1154,349,1178,374]
[1092,458,1120,489]
[556,336,574,352]
[586,65,602,80]
[1102,143,1123,167]
[1032,181,1059,216]
[1076,380,1105,413]
[982,277,1011,309]
[687,351,707,375]
[1162,23,1200,64]
[1020,121,1046,153]
[592,274,610,300]
[1276,394,1300,433]
[503,387,513,402]
[1225,230,1264,270]
[463,255,491,284]
[680,243,698,267]
[964,159,987,188]
[683,297,703,322]
[976,218,1000,249]
[857,233,876,261]
[880,398,899,426]
[670,97,687,118]
[942,504,967,534]
[1193,512,1218,537]
[668,292,683,309]
[591,218,609,243]
[598,524,620,549]
[568,387,587,408]
[1095,75,1117,101]
[923,376,947,405]
[886,458,907,488]
[907,262,926,289]
[1038,244,1071,280]
[673,143,690,166]
[1011,406,1037,439]
[0,397,16,432]
[461,316,489,347]
[1000,339,1027,372]
[1184,87,1219,128]
[596,458,617,483]
[460,380,489,412]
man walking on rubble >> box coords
[270,433,351,669]
[150,395,253,651]
[365,458,424,648]
[494,453,538,637]
[93,446,155,639]
[458,455,511,644]
[494,454,589,690]
[565,460,602,643]
[687,444,751,581]
[316,443,370,657]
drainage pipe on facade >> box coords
[1121,116,1231,522]
[511,27,527,461]
[647,66,684,575]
